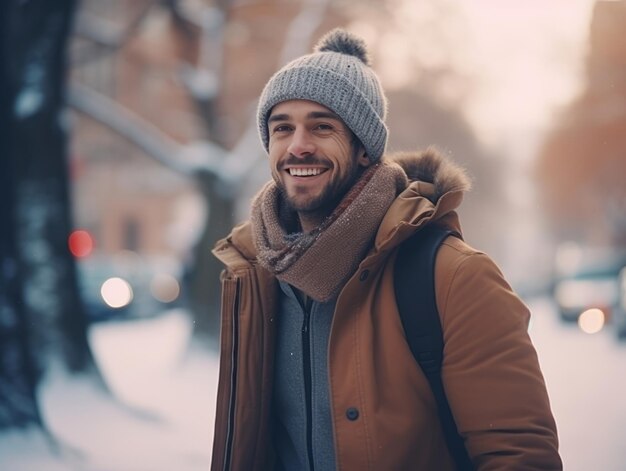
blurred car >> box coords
[76,251,183,323]
[552,243,624,326]
[553,269,620,323]
[613,267,626,339]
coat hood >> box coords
[374,147,471,250]
[388,147,471,203]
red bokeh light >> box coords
[68,230,94,258]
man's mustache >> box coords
[279,155,330,169]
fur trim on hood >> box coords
[388,147,472,202]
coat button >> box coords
[346,407,359,421]
[359,270,369,281]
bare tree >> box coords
[0,0,92,430]
[69,0,333,340]
[0,110,42,430]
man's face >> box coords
[267,100,370,216]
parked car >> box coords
[76,251,183,322]
[553,268,620,323]
[552,243,624,326]
[613,267,626,339]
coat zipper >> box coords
[223,278,240,471]
[302,307,315,471]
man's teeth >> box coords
[289,168,323,176]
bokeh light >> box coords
[150,273,180,304]
[68,229,94,258]
[101,277,133,308]
[578,308,605,334]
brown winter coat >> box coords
[211,150,562,470]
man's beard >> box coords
[276,153,364,219]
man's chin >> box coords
[286,198,323,213]
[281,181,347,214]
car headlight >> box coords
[578,308,605,334]
[101,277,133,308]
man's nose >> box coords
[287,128,315,157]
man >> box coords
[211,29,561,470]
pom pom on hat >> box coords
[314,29,371,66]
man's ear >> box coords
[356,146,371,167]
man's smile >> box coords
[285,166,329,177]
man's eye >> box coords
[315,123,333,131]
[273,125,292,133]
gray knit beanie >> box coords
[257,29,388,162]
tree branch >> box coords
[219,0,333,186]
[279,0,332,65]
[68,81,225,176]
[72,0,159,64]
[69,0,332,193]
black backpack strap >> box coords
[394,225,474,471]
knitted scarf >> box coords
[251,161,408,302]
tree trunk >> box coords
[2,0,94,377]
[189,171,235,341]
[0,90,42,430]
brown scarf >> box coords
[251,161,407,302]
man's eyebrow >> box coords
[308,111,341,121]
[267,110,342,123]
[268,113,290,124]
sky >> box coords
[457,1,597,151]
[351,0,599,159]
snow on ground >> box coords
[528,297,626,471]
[0,309,219,471]
[3,298,626,470]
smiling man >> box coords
[267,100,370,231]
[211,29,562,470]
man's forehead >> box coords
[269,99,340,120]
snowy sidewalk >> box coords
[0,309,219,471]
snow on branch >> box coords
[73,1,157,50]
[69,0,333,194]
[279,0,333,65]
[68,81,225,176]
[219,0,332,180]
